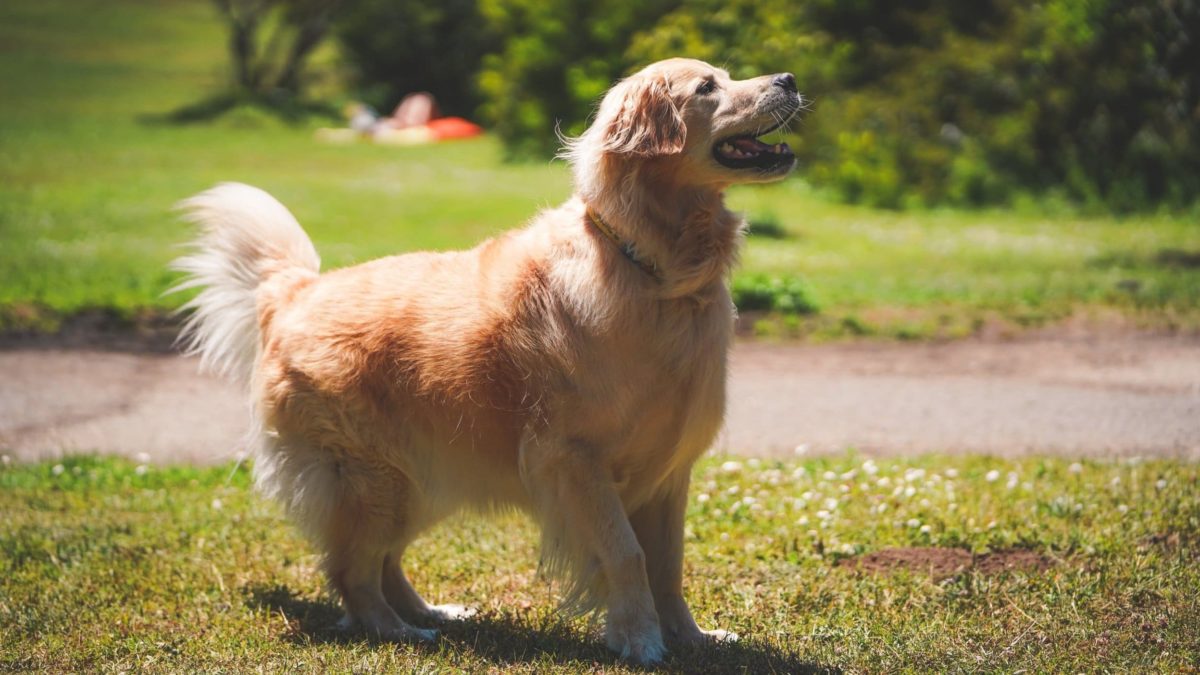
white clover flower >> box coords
[797,516,809,526]
[1117,504,1129,514]
[1156,479,1168,490]
[52,464,65,476]
[793,443,810,456]
[750,503,764,512]
[136,452,151,464]
[135,464,148,476]
[904,468,926,483]
[697,493,711,503]
[817,510,832,521]
[792,466,808,479]
[986,520,997,530]
[892,486,903,497]
[876,502,888,513]
[742,496,757,505]
[726,485,740,495]
[945,468,959,478]
[947,502,957,512]
[906,518,921,528]
[211,498,223,510]
[807,529,819,538]
[730,500,743,512]
[801,490,816,501]
[840,543,856,555]
[1068,462,1083,475]
[823,497,839,511]
[1110,476,1121,487]
[862,460,879,475]
[793,499,807,510]
[919,525,932,534]
[919,498,931,508]
[1006,474,1019,490]
[841,469,858,481]
[747,458,761,469]
[720,533,730,542]
[1022,482,1033,491]
[839,484,850,493]
[904,486,916,498]
[822,471,837,481]
[877,477,891,487]
[985,470,1001,482]
[712,509,724,518]
[720,460,743,474]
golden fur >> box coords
[173,58,800,664]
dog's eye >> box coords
[695,79,716,95]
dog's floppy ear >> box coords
[598,75,686,156]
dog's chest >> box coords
[588,304,730,476]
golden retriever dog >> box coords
[173,58,800,664]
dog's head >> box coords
[569,58,803,188]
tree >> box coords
[212,0,350,98]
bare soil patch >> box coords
[847,547,1055,578]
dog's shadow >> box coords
[244,583,832,673]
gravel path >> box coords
[2,335,1198,464]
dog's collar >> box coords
[584,205,660,281]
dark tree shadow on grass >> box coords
[137,91,340,126]
[244,582,833,674]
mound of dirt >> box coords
[846,547,1054,579]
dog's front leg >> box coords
[521,434,666,665]
[630,471,738,646]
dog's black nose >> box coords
[773,73,797,93]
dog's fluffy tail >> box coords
[170,183,320,385]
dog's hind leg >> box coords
[382,550,478,625]
[309,462,436,642]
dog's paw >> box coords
[424,603,478,623]
[393,625,439,642]
[699,628,738,643]
[337,612,439,642]
[667,624,739,647]
[606,613,667,665]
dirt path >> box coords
[2,334,1198,464]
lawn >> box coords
[1,454,1195,672]
[2,0,1199,340]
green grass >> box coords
[2,0,1199,339]
[1,454,1196,672]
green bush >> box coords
[732,274,820,315]
[462,0,1200,211]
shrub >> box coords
[732,274,820,315]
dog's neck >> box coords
[579,158,743,302]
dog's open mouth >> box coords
[714,136,793,171]
[713,112,797,172]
